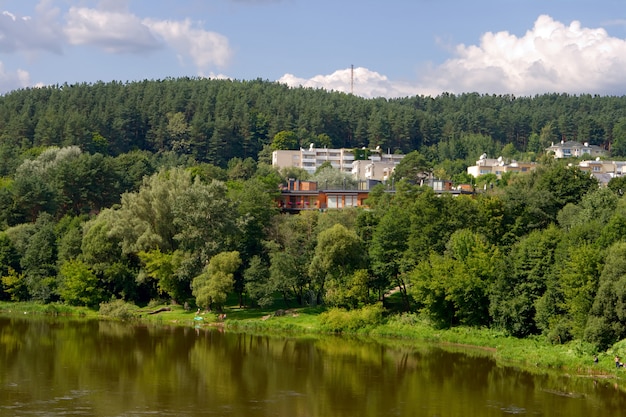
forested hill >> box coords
[2,78,626,168]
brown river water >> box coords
[1,315,625,416]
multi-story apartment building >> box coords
[272,146,405,179]
[272,146,355,174]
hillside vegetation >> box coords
[2,79,626,355]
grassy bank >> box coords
[1,300,624,381]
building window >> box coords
[327,195,339,208]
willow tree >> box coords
[107,167,240,302]
[308,223,366,307]
[192,251,241,311]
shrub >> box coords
[319,303,384,333]
[99,299,137,321]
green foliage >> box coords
[99,298,137,320]
[271,130,299,150]
[584,241,626,349]
[80,208,137,300]
[138,248,187,302]
[192,251,242,310]
[310,165,357,189]
[1,267,28,301]
[0,232,20,278]
[227,157,257,180]
[410,230,502,328]
[392,151,430,183]
[309,224,366,306]
[319,303,385,333]
[611,118,626,157]
[490,226,563,337]
[58,259,104,308]
[243,255,273,308]
[324,269,374,309]
[369,205,410,301]
[558,244,604,339]
[4,79,626,356]
[21,214,58,302]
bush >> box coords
[99,299,137,321]
[319,303,384,333]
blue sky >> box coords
[1,0,626,98]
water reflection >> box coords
[1,315,625,416]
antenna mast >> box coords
[350,64,354,95]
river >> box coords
[1,315,625,416]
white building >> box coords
[546,140,607,159]
[351,160,396,181]
[467,154,537,178]
[272,145,354,174]
[272,145,404,179]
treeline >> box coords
[3,78,626,177]
[2,142,626,351]
[3,78,626,351]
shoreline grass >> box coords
[1,300,624,383]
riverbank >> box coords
[0,300,623,381]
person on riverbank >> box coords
[615,356,623,368]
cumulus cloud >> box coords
[0,61,31,93]
[282,15,626,98]
[64,7,162,53]
[279,67,421,98]
[0,5,64,54]
[421,14,626,96]
[144,19,231,70]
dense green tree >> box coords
[369,205,411,307]
[490,226,562,336]
[192,251,241,311]
[392,151,431,183]
[81,209,138,301]
[309,224,366,307]
[228,176,279,304]
[55,215,85,264]
[610,118,626,157]
[57,259,104,307]
[410,229,502,327]
[137,248,188,303]
[608,175,626,196]
[559,243,604,339]
[243,255,272,307]
[1,267,27,301]
[0,232,20,277]
[10,163,57,224]
[585,242,626,349]
[271,130,300,150]
[20,214,58,302]
[0,232,20,300]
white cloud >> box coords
[144,18,231,70]
[0,4,64,54]
[420,14,626,96]
[279,67,421,98]
[282,15,626,98]
[64,7,161,53]
[0,61,31,93]
[63,6,231,70]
